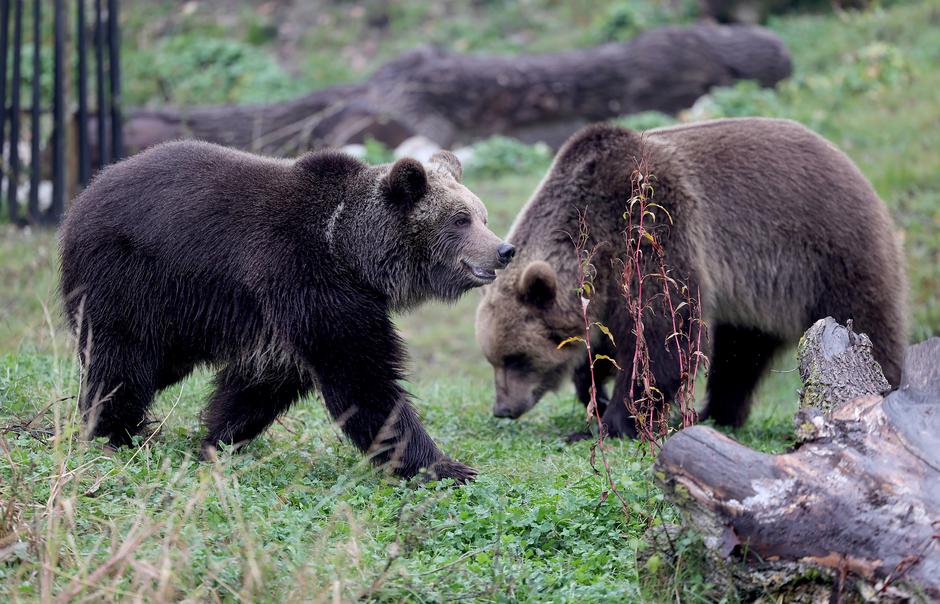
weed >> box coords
[619,156,706,447]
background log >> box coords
[88,23,791,159]
[656,318,940,600]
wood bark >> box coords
[656,318,940,601]
[89,23,791,158]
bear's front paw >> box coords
[426,458,477,485]
[200,441,219,462]
[565,429,595,443]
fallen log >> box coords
[94,23,791,158]
[656,318,940,600]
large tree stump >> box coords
[94,23,791,158]
[656,318,940,600]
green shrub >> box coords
[465,136,553,178]
[690,80,788,120]
[834,41,912,95]
[692,41,911,125]
[591,0,699,41]
[127,35,305,107]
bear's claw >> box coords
[426,458,477,485]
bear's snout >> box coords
[497,243,516,266]
[492,404,522,419]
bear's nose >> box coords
[493,405,520,419]
[497,243,516,266]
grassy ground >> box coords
[0,316,799,603]
[2,0,939,601]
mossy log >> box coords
[656,318,940,600]
[89,23,791,158]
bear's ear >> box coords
[383,158,428,207]
[518,261,557,309]
[429,150,462,182]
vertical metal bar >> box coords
[7,0,21,224]
[50,0,64,220]
[0,0,10,221]
[94,0,106,167]
[28,0,38,221]
[107,0,120,160]
[76,0,90,188]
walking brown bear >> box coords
[475,118,907,438]
[60,142,514,483]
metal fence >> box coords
[1,0,122,226]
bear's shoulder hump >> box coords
[295,151,368,182]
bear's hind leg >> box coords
[701,323,783,428]
[79,343,157,448]
[595,315,687,440]
[201,366,312,457]
[599,378,639,439]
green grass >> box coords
[0,344,799,602]
[0,228,61,354]
[2,0,938,601]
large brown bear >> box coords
[475,118,907,437]
[60,142,514,483]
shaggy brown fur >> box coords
[476,118,907,437]
[60,142,514,482]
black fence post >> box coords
[0,0,9,221]
[7,0,21,224]
[1,0,122,225]
[95,0,107,167]
[77,0,90,188]
[28,0,39,222]
[107,0,120,160]
[50,0,65,221]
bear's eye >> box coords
[453,215,471,228]
[503,354,529,371]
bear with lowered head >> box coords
[60,142,514,483]
[475,118,907,438]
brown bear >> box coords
[475,118,907,437]
[60,142,514,483]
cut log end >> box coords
[797,317,891,414]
